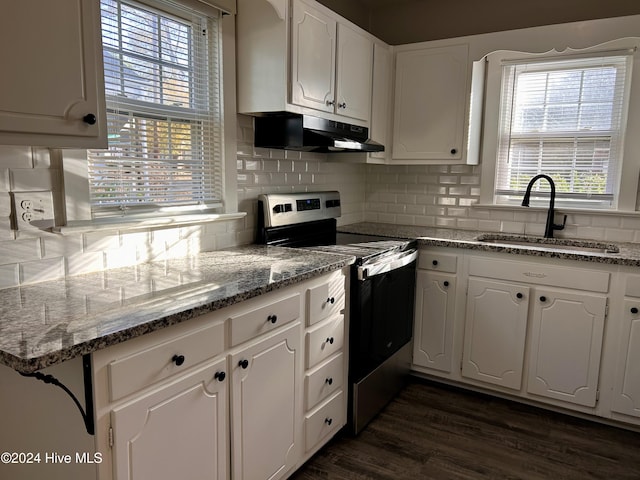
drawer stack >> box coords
[303,269,347,454]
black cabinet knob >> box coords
[267,314,278,324]
[540,296,547,302]
[238,359,249,369]
[325,377,333,385]
[324,418,333,426]
[443,281,449,287]
[326,297,335,304]
[172,354,185,366]
[450,148,457,155]
[326,337,334,345]
[214,371,226,382]
[631,307,639,314]
[83,113,97,125]
[432,260,438,266]
[516,292,523,299]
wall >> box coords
[0,115,366,289]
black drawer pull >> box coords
[214,371,226,382]
[324,418,333,426]
[631,307,639,314]
[540,296,547,302]
[325,377,333,385]
[516,292,523,299]
[326,337,334,345]
[327,297,335,304]
[267,314,278,324]
[172,354,185,366]
[432,260,438,266]
[238,359,249,369]
[443,281,449,287]
[83,113,97,125]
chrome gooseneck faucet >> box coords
[521,174,567,238]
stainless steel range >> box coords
[257,191,417,434]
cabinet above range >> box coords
[237,0,375,126]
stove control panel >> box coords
[258,191,341,227]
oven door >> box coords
[349,249,418,383]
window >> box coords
[494,53,632,209]
[88,0,224,217]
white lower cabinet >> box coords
[111,358,228,480]
[230,323,301,480]
[526,289,606,407]
[93,269,348,480]
[462,278,529,390]
[413,249,617,419]
[413,269,457,373]
[611,276,640,419]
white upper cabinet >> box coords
[0,0,106,148]
[237,0,374,125]
[368,41,393,162]
[334,23,374,121]
[392,44,469,163]
[291,1,336,115]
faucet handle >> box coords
[554,214,567,231]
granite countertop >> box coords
[338,222,640,267]
[0,245,354,374]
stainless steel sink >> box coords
[474,234,620,254]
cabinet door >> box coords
[368,42,392,161]
[612,300,640,417]
[0,0,105,147]
[413,270,457,373]
[111,358,228,480]
[392,44,468,161]
[462,278,529,390]
[335,23,373,121]
[231,323,301,480]
[527,289,606,407]
[291,0,336,114]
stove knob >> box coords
[284,203,293,212]
[273,204,283,213]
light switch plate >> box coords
[10,191,55,231]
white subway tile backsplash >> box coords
[9,168,57,191]
[84,232,120,252]
[66,252,104,276]
[0,264,19,289]
[20,257,64,284]
[0,146,34,168]
[0,238,40,263]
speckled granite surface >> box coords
[338,222,640,266]
[0,245,354,374]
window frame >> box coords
[479,37,640,212]
[61,0,238,228]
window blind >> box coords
[495,54,631,209]
[88,0,224,216]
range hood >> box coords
[253,114,384,153]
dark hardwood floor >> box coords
[292,378,640,480]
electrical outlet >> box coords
[11,191,55,231]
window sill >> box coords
[473,203,640,216]
[51,212,247,235]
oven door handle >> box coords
[357,249,418,281]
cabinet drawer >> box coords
[108,320,225,401]
[305,353,344,410]
[468,256,610,292]
[305,391,345,452]
[418,252,457,273]
[306,316,344,369]
[229,293,300,346]
[306,275,345,326]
